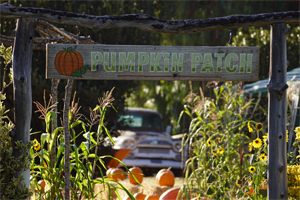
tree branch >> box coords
[37,20,77,43]
[0,4,299,34]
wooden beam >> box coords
[0,4,299,34]
[12,17,37,190]
[267,23,288,200]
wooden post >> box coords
[50,79,60,168]
[12,17,37,190]
[267,23,288,200]
[63,79,74,200]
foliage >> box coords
[0,98,33,199]
[287,127,300,200]
[1,1,299,135]
[0,45,32,199]
[232,25,300,80]
[0,43,13,98]
[30,88,134,200]
[235,122,268,200]
[180,82,252,199]
[287,165,300,200]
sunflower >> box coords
[248,143,253,152]
[253,138,262,148]
[218,147,225,155]
[248,122,253,133]
[259,154,267,161]
[263,133,268,145]
[296,132,300,141]
[286,130,289,143]
[294,126,300,134]
[207,139,212,146]
[212,151,217,156]
[32,139,41,151]
[255,123,263,131]
[34,142,41,151]
[249,166,256,173]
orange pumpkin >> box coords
[133,193,147,200]
[128,166,143,184]
[145,194,160,200]
[110,168,126,181]
[159,187,182,200]
[156,167,175,187]
[38,179,46,191]
[55,46,83,76]
[106,167,115,178]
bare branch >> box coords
[0,4,299,34]
[35,25,59,38]
[38,20,77,43]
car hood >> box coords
[118,129,170,142]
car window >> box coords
[119,111,163,131]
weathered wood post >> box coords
[50,79,60,168]
[267,23,288,199]
[12,17,37,191]
[63,79,74,200]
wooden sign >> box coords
[46,44,259,81]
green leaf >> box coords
[206,185,216,196]
[41,133,49,148]
[207,172,216,183]
[225,181,230,189]
[71,69,83,77]
[222,165,229,172]
[80,142,89,158]
[45,112,53,133]
[70,120,84,129]
[259,189,267,197]
[253,175,263,186]
[80,65,88,73]
[83,132,97,145]
[55,143,65,167]
[103,125,114,145]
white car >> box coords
[108,108,187,172]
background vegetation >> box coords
[1,0,299,136]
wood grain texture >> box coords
[267,23,288,200]
[0,4,299,34]
[12,17,37,190]
[46,44,259,81]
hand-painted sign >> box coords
[46,44,259,81]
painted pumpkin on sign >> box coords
[55,46,83,76]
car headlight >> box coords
[122,139,136,150]
[173,141,182,152]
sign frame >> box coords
[46,44,259,81]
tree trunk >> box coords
[267,23,288,200]
[12,17,37,195]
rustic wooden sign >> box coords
[46,44,259,81]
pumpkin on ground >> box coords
[159,187,182,200]
[106,167,115,179]
[133,193,147,200]
[110,168,126,181]
[145,194,160,200]
[156,167,175,187]
[55,46,83,76]
[38,179,46,191]
[128,166,143,184]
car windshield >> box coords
[119,111,163,131]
